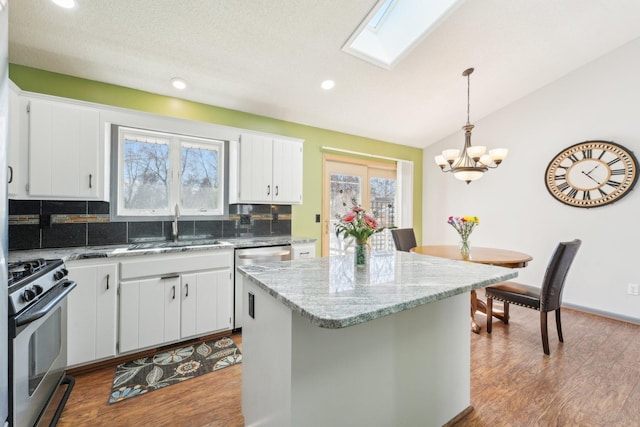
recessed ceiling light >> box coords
[170,77,187,90]
[51,0,76,9]
[321,80,335,90]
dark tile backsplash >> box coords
[8,200,292,250]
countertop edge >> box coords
[9,236,316,262]
[239,254,518,329]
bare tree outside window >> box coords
[123,140,169,210]
[116,126,225,217]
[181,144,220,210]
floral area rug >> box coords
[108,336,242,404]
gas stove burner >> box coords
[8,258,48,285]
[7,258,67,316]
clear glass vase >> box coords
[355,239,369,266]
[460,239,470,260]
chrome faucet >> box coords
[172,203,180,242]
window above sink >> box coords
[110,125,227,220]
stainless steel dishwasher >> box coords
[234,245,291,330]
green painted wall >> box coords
[9,64,423,252]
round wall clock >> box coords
[545,140,638,208]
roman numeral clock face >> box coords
[545,141,638,208]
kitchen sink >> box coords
[126,239,230,250]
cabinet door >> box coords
[8,87,24,197]
[180,272,198,338]
[272,138,303,204]
[182,270,232,338]
[28,98,99,198]
[137,276,181,349]
[239,134,273,202]
[216,270,233,331]
[120,275,181,353]
[66,262,117,366]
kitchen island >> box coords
[238,251,518,427]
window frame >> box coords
[110,124,227,221]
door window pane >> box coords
[369,176,396,251]
[330,173,362,256]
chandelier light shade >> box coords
[435,68,508,184]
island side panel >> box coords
[242,280,293,427]
[290,292,470,427]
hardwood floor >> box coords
[57,306,640,426]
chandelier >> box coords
[434,68,508,184]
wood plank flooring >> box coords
[56,306,640,426]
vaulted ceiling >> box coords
[9,0,640,148]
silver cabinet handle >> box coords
[8,166,13,184]
[185,283,189,297]
[267,185,271,196]
[172,285,176,300]
[89,174,93,189]
[275,185,279,196]
[106,274,110,290]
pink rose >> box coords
[352,206,363,213]
[364,214,378,230]
[342,212,357,223]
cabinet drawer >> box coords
[120,250,232,280]
[292,242,316,259]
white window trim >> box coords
[113,125,226,219]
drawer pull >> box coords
[172,285,176,300]
[106,274,110,290]
[185,283,189,297]
[161,274,180,280]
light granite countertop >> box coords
[8,235,316,262]
[239,251,518,329]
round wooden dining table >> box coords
[410,245,533,333]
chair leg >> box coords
[556,308,563,343]
[486,297,493,334]
[541,311,550,355]
[503,302,509,324]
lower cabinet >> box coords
[118,250,234,354]
[181,271,232,338]
[119,275,181,352]
[66,261,118,367]
[292,241,317,259]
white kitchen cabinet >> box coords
[27,98,100,198]
[292,241,317,259]
[119,275,181,353]
[7,85,25,197]
[118,249,233,354]
[231,134,303,204]
[66,261,118,367]
[181,270,232,338]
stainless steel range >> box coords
[7,258,76,427]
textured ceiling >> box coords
[8,0,640,148]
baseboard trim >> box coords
[443,405,474,426]
[563,303,640,325]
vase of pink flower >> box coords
[335,202,389,266]
[447,216,479,260]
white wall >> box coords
[423,37,640,322]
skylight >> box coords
[343,0,464,69]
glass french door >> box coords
[322,156,396,256]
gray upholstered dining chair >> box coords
[485,239,581,355]
[391,228,417,252]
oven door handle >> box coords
[15,280,77,327]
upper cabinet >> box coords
[230,134,303,204]
[8,85,22,197]
[28,98,101,198]
[8,89,106,200]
